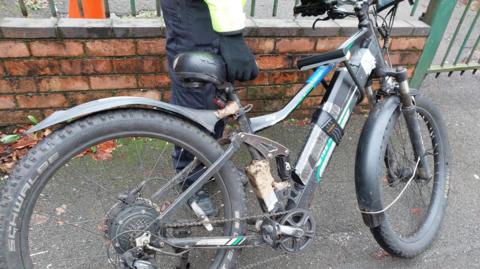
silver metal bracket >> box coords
[235,132,290,160]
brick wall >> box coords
[0,18,429,127]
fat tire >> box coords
[0,109,246,269]
[357,94,450,258]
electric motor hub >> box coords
[105,199,159,254]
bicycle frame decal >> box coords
[314,90,357,181]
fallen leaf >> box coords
[410,207,423,217]
[55,204,67,216]
[11,135,37,150]
[31,214,49,225]
[369,249,390,260]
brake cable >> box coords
[359,157,421,215]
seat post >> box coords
[224,83,262,160]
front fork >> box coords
[393,68,432,180]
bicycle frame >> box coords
[151,2,430,249]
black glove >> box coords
[218,34,259,82]
[293,0,329,17]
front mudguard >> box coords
[26,96,220,134]
[354,95,401,228]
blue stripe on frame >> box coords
[306,64,334,88]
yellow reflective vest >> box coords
[203,0,247,35]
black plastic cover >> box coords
[297,49,346,70]
[173,51,227,87]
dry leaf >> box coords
[55,204,67,216]
[31,214,49,225]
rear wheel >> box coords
[0,109,245,269]
[358,94,450,257]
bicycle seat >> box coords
[173,51,227,88]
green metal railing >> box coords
[411,0,480,88]
[16,0,282,18]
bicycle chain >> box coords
[162,210,293,269]
[163,209,293,229]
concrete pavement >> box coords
[237,73,480,268]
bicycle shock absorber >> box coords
[394,68,433,180]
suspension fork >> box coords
[391,68,432,180]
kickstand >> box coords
[175,248,190,269]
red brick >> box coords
[30,41,84,57]
[67,91,113,105]
[0,41,30,58]
[275,38,316,53]
[4,60,61,77]
[138,74,170,88]
[162,57,169,71]
[245,100,264,111]
[117,89,161,100]
[0,110,43,126]
[290,109,313,119]
[0,96,16,109]
[389,51,421,65]
[37,77,90,92]
[59,59,83,75]
[82,59,113,74]
[285,84,305,97]
[86,40,136,56]
[247,85,290,99]
[137,39,166,55]
[237,72,268,86]
[256,55,291,70]
[141,57,164,73]
[390,37,426,51]
[299,96,323,109]
[0,78,37,93]
[247,84,308,100]
[316,37,348,52]
[111,57,163,74]
[268,71,308,85]
[111,58,142,73]
[162,90,171,102]
[245,38,275,53]
[16,94,68,108]
[236,87,247,100]
[90,75,137,90]
[0,63,4,76]
[263,99,287,111]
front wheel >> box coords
[0,109,245,269]
[355,94,450,258]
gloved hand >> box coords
[293,0,329,17]
[218,34,259,82]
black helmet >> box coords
[173,51,227,88]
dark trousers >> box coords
[161,0,225,184]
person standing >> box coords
[161,0,258,215]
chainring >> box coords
[278,209,316,253]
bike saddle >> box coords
[173,51,227,88]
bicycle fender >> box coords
[25,96,220,134]
[355,95,401,228]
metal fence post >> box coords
[410,0,456,88]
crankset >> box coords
[277,209,315,252]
